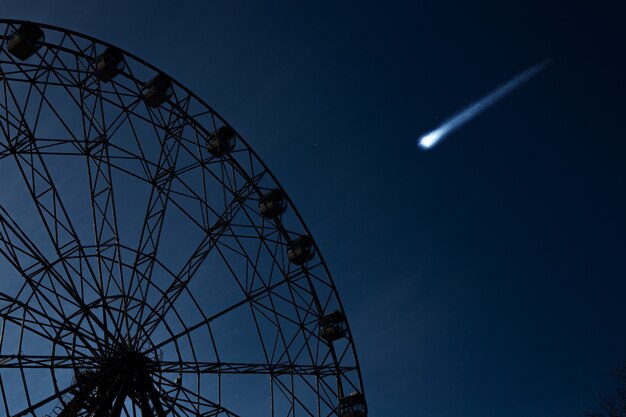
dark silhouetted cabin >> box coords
[287,235,315,265]
[339,392,367,417]
[7,23,44,60]
[142,73,173,107]
[91,47,125,82]
[319,310,347,342]
[259,189,287,218]
[207,126,236,156]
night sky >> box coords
[3,1,626,416]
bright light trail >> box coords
[418,59,552,150]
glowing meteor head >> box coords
[418,129,445,150]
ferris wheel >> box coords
[0,19,366,417]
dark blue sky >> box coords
[4,1,626,416]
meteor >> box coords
[418,59,552,150]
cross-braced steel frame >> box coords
[0,19,366,417]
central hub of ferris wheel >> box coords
[62,350,166,417]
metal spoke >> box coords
[158,360,355,376]
[0,291,101,355]
[136,180,258,346]
[0,354,97,369]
